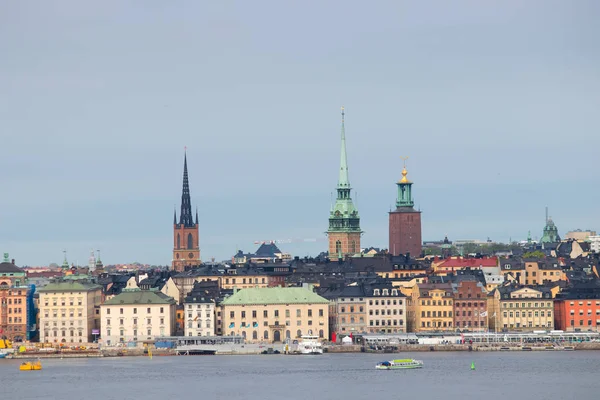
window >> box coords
[296,309,301,317]
[120,308,123,315]
[241,311,246,319]
[308,310,313,317]
[264,310,268,318]
[252,310,257,318]
[319,309,324,317]
[160,307,164,314]
[274,310,279,317]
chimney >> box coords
[11,259,15,265]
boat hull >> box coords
[376,365,422,370]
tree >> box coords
[522,251,545,259]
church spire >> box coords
[338,106,350,189]
[179,149,194,227]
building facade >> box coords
[220,287,329,342]
[365,285,407,334]
[413,283,454,331]
[490,286,554,332]
[327,108,362,258]
[453,280,488,331]
[38,280,102,343]
[100,289,177,346]
[183,290,216,337]
[388,160,422,257]
[0,256,30,341]
[172,152,201,271]
[554,284,600,332]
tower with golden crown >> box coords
[388,158,422,257]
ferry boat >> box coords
[297,335,323,355]
[376,359,423,370]
[0,352,7,359]
[20,360,42,371]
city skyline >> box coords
[1,1,599,265]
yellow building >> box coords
[489,286,554,332]
[520,261,565,286]
[220,287,329,342]
[412,283,454,331]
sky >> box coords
[1,1,599,266]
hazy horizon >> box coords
[1,1,599,266]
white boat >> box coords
[376,359,423,370]
[297,335,323,354]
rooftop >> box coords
[38,280,101,292]
[103,288,176,306]
[220,287,329,306]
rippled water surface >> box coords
[2,352,599,399]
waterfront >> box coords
[2,352,599,399]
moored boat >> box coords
[376,359,423,370]
[297,335,323,355]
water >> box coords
[2,352,599,399]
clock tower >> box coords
[172,151,201,271]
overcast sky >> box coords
[1,1,598,266]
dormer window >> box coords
[391,289,398,296]
[382,289,389,296]
[374,289,380,296]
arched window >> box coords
[263,330,269,340]
[319,329,324,338]
[286,330,291,339]
[242,331,247,339]
[252,331,258,340]
[177,234,181,249]
[350,241,356,253]
[296,329,302,338]
[335,240,342,254]
[187,233,194,249]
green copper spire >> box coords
[338,107,350,189]
[328,107,361,234]
[395,157,414,208]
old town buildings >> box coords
[38,280,102,343]
[220,287,329,342]
[100,288,177,346]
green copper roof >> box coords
[38,281,101,292]
[103,289,176,306]
[220,287,329,306]
[328,107,361,234]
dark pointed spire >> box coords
[195,207,199,225]
[173,206,177,225]
[179,148,194,227]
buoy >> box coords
[470,362,475,370]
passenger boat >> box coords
[376,359,423,370]
[19,360,42,371]
[297,335,323,355]
[0,353,7,359]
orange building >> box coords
[0,257,29,341]
[554,284,600,332]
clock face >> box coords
[176,253,180,259]
[188,253,194,259]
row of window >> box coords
[421,311,453,318]
[106,328,164,337]
[570,319,600,326]
[105,307,165,315]
[4,307,24,314]
[421,300,453,306]
[369,299,403,306]
[456,321,483,327]
[230,309,324,319]
[235,329,325,340]
[187,304,212,309]
[106,318,165,326]
[369,309,403,316]
[569,301,600,306]
[369,319,404,326]
[569,310,600,315]
[224,277,266,285]
[455,302,485,308]
[44,311,83,318]
[187,320,212,328]
[503,311,552,318]
[43,330,84,337]
[188,312,212,318]
[229,320,319,327]
[421,321,452,328]
[502,302,552,308]
[44,298,84,307]
[504,322,552,328]
[5,317,23,323]
[1,298,23,304]
[457,293,482,299]
[44,321,82,327]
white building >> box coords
[100,288,176,346]
[183,294,216,337]
[38,280,102,344]
[590,236,600,254]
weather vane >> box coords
[400,156,409,168]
